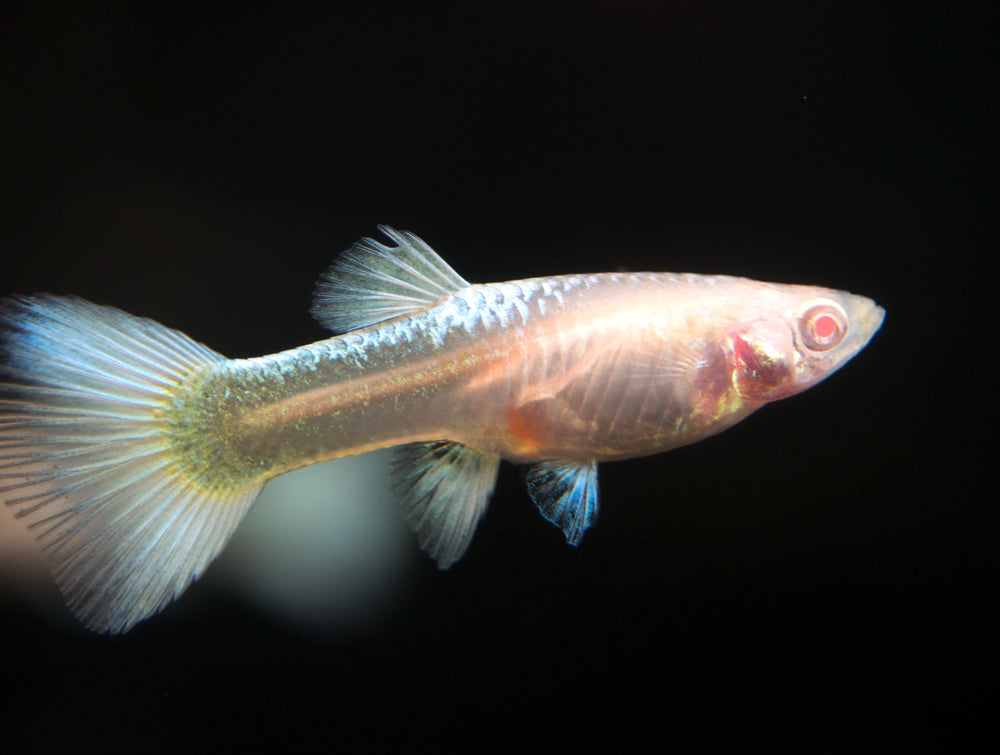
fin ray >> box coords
[391,441,500,568]
[311,226,470,333]
[525,460,599,546]
[0,295,263,633]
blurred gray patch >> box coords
[212,450,412,632]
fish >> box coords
[0,226,885,633]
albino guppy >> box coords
[0,227,885,633]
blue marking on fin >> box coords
[311,226,470,333]
[525,460,599,547]
[391,441,501,569]
[0,295,259,634]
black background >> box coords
[1,2,993,751]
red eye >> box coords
[800,303,847,351]
[813,314,837,339]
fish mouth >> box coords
[836,295,885,368]
[839,292,885,342]
[873,304,886,328]
[857,300,886,342]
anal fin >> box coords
[391,441,501,568]
[525,460,599,546]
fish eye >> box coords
[799,301,848,351]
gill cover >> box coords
[730,320,796,402]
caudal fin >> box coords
[0,295,262,633]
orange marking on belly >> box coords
[505,403,545,455]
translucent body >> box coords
[171,271,882,491]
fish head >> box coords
[726,285,885,403]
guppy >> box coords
[0,227,884,633]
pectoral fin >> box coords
[391,441,501,568]
[525,460,599,546]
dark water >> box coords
[1,4,991,751]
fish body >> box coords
[0,227,885,632]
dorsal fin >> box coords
[311,225,470,333]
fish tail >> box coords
[0,295,262,633]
